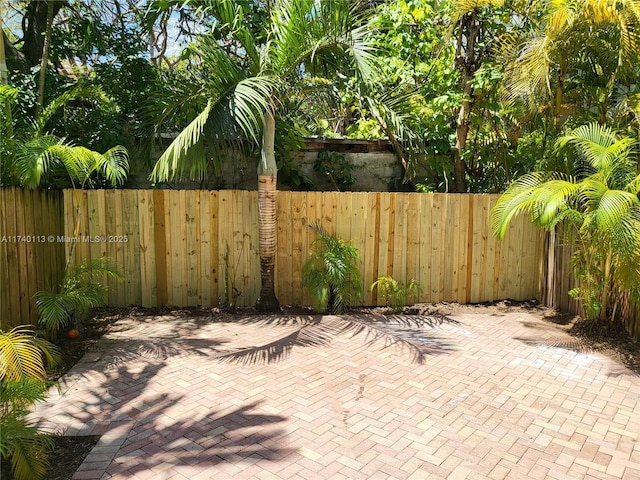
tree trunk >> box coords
[599,252,612,322]
[36,0,55,117]
[0,20,7,85]
[453,10,481,193]
[0,17,11,137]
[255,111,280,312]
[20,0,65,67]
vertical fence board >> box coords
[443,195,456,301]
[87,191,105,302]
[21,191,36,322]
[392,193,407,282]
[113,190,126,306]
[481,196,496,302]
[198,191,210,307]
[185,192,199,306]
[248,191,260,305]
[48,191,64,293]
[209,191,220,305]
[377,193,391,287]
[5,189,20,323]
[217,190,233,306]
[430,194,446,302]
[363,193,380,305]
[351,193,368,302]
[123,190,141,306]
[291,192,306,305]
[0,190,9,324]
[303,192,323,306]
[405,194,420,295]
[336,192,352,244]
[168,191,184,306]
[69,189,86,266]
[138,190,157,307]
[454,195,470,304]
[240,190,254,307]
[418,194,432,304]
[153,190,168,306]
[322,192,338,236]
[276,191,292,305]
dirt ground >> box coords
[3,300,637,480]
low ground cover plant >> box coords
[371,276,421,312]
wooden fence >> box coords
[1,188,65,327]
[2,187,637,341]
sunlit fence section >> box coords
[275,192,546,307]
[2,188,636,342]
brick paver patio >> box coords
[30,309,640,480]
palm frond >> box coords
[491,171,575,238]
[98,146,130,187]
[35,290,73,337]
[150,100,214,182]
[0,327,60,382]
[593,189,638,228]
[557,123,637,185]
[1,413,53,480]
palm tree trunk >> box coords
[599,251,612,322]
[255,111,280,311]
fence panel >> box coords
[3,189,556,329]
[1,189,64,328]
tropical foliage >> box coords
[0,326,60,480]
[35,257,122,339]
[0,83,129,189]
[302,223,362,314]
[146,0,382,311]
[492,123,640,321]
[371,276,421,313]
[3,0,640,328]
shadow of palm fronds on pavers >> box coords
[214,312,458,365]
[514,336,640,378]
[513,336,595,354]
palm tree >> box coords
[499,0,640,128]
[149,0,376,311]
[302,223,362,314]
[492,122,640,322]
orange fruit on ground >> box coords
[67,329,79,339]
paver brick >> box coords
[29,310,640,479]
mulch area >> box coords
[2,301,637,480]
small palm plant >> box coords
[1,84,129,189]
[302,223,362,314]
[35,257,122,339]
[0,326,61,480]
[492,122,640,322]
[371,276,421,313]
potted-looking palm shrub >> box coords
[302,223,362,314]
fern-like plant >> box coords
[0,326,60,480]
[302,223,361,314]
[371,276,421,313]
[35,257,122,339]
